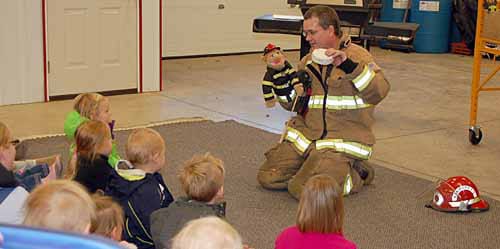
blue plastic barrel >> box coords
[380,0,409,22]
[410,0,453,53]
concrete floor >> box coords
[2,47,500,200]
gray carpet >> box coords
[18,120,500,249]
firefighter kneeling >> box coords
[257,5,390,199]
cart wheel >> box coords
[469,128,483,145]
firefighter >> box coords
[257,5,391,199]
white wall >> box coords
[0,0,45,105]
[142,0,161,92]
[163,0,301,57]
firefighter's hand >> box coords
[325,48,347,66]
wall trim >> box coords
[42,0,48,102]
[139,0,143,93]
[49,89,138,101]
[159,0,163,91]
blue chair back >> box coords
[0,223,122,249]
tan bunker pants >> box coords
[257,141,365,199]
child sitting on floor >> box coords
[171,216,243,249]
[66,120,113,193]
[64,93,121,168]
[0,122,56,224]
[151,153,226,249]
[22,180,95,234]
[106,128,173,249]
[275,174,357,249]
[91,192,137,249]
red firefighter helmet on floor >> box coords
[429,176,489,212]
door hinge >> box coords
[47,61,50,74]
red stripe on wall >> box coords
[42,0,49,101]
[159,0,163,91]
[139,0,143,93]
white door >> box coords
[48,0,137,96]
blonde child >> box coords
[65,120,113,193]
[106,128,173,249]
[151,153,225,249]
[91,193,137,249]
[64,93,120,167]
[0,122,56,224]
[171,216,243,249]
[275,174,357,249]
[22,180,95,234]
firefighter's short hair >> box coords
[303,5,342,37]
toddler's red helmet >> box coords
[429,176,489,212]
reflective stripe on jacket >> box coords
[283,35,390,158]
[284,127,372,160]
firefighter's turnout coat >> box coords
[258,36,390,199]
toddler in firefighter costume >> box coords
[261,44,304,109]
[257,5,390,199]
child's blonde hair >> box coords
[171,216,242,249]
[179,153,224,202]
[90,192,124,240]
[0,122,11,149]
[126,128,165,167]
[64,120,111,179]
[73,93,107,120]
[23,180,95,234]
[296,174,344,234]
